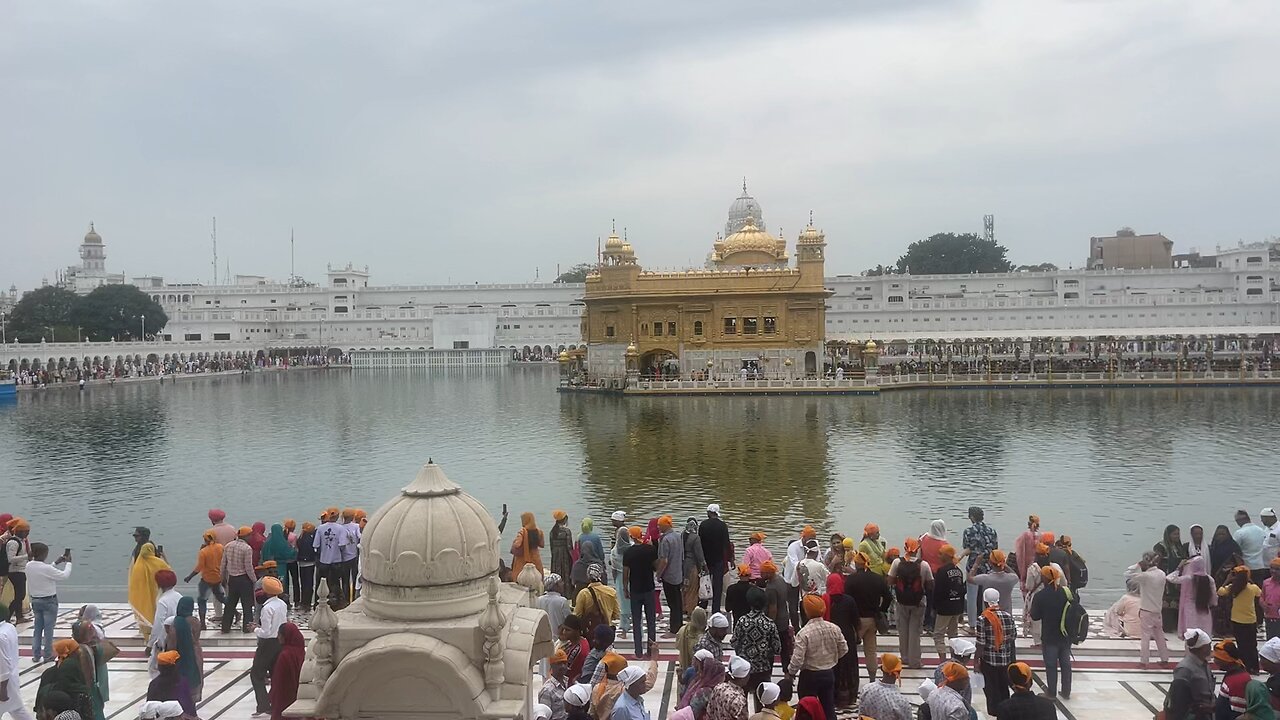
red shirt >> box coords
[563,637,590,680]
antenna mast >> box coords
[983,214,995,243]
[290,228,295,281]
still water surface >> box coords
[0,367,1275,600]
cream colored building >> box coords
[1088,229,1173,269]
[582,189,831,378]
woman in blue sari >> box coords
[165,596,203,702]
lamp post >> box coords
[1,312,5,344]
[46,326,55,343]
[141,314,146,342]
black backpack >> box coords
[1060,587,1090,644]
[895,558,925,606]
[1069,551,1089,588]
[0,538,13,577]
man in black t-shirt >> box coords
[698,504,732,613]
[623,529,659,657]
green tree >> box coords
[1015,262,1059,272]
[863,264,894,276]
[6,286,78,342]
[893,232,1013,275]
[71,285,168,341]
[555,263,595,283]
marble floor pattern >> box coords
[9,603,1182,719]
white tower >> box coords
[79,223,107,277]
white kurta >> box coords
[148,589,182,678]
[0,622,35,720]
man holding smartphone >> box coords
[23,544,71,665]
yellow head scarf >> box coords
[128,542,173,629]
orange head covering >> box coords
[203,529,217,543]
[1008,661,1034,690]
[263,577,284,595]
[885,547,901,560]
[989,549,1007,568]
[353,509,367,520]
[658,515,673,529]
[157,650,180,666]
[1040,565,1058,586]
[1039,531,1056,545]
[880,653,903,675]
[853,552,871,568]
[1271,557,1280,570]
[283,519,296,532]
[750,531,767,543]
[904,537,920,554]
[1233,565,1251,575]
[737,563,752,579]
[760,560,778,576]
[863,523,879,536]
[324,506,340,521]
[302,521,316,533]
[8,518,29,533]
[1035,542,1050,555]
[802,594,827,619]
[341,508,356,522]
[938,544,957,563]
[842,537,855,550]
[1213,639,1244,666]
[629,526,644,540]
[940,661,969,685]
[53,639,79,660]
[602,652,628,675]
[801,525,816,540]
[238,525,253,537]
[549,648,569,665]
[552,510,568,522]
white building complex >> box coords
[23,195,1280,370]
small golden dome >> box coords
[798,221,825,245]
[557,350,570,362]
[604,232,624,250]
[625,343,638,356]
[864,339,878,351]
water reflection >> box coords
[0,369,1276,601]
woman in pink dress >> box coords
[1166,553,1216,636]
[1014,514,1040,581]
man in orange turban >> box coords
[785,526,818,632]
[927,661,971,718]
[786,592,846,720]
[757,560,792,668]
[857,653,911,720]
[654,514,685,633]
[932,544,966,662]
[1000,661,1058,716]
[539,647,571,715]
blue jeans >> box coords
[1041,641,1072,696]
[197,579,227,618]
[965,582,979,626]
[630,590,656,656]
[31,595,59,661]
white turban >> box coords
[917,678,935,700]
[758,681,781,705]
[983,587,1001,606]
[707,504,721,514]
[618,665,648,688]
[138,702,185,719]
[709,612,730,629]
[531,703,552,720]
[611,511,627,522]
[564,683,592,707]
[729,656,752,679]
[1184,628,1212,649]
[947,637,976,657]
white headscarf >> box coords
[1187,524,1207,558]
[927,520,947,541]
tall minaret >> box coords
[79,223,106,278]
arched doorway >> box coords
[804,351,817,377]
[640,349,678,378]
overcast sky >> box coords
[4,1,1278,291]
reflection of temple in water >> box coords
[559,393,848,533]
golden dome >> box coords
[798,221,825,245]
[715,216,787,264]
[624,343,638,356]
[604,232,624,250]
[864,339,878,351]
[557,350,570,362]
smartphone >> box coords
[157,545,164,555]
[63,547,71,556]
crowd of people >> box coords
[3,502,1280,720]
[9,352,343,389]
[0,507,364,720]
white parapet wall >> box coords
[349,347,510,369]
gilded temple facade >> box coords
[582,187,832,378]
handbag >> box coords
[100,639,120,662]
[698,573,713,601]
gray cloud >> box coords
[3,0,1277,291]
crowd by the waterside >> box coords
[11,353,344,388]
[3,504,1280,720]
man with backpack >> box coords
[1,520,30,625]
[1029,565,1081,699]
[888,537,933,668]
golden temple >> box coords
[581,184,832,379]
